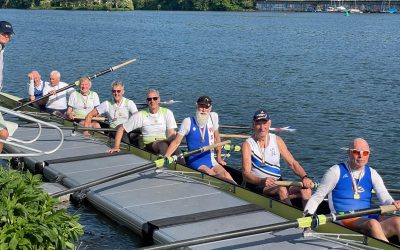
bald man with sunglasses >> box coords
[304,138,400,242]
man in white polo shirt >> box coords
[43,70,74,116]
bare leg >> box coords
[348,218,389,242]
[0,128,9,153]
[264,185,292,205]
[289,186,312,209]
[380,216,400,241]
[210,164,236,184]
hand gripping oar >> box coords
[139,205,398,250]
[13,58,137,111]
[275,181,400,194]
[51,140,231,198]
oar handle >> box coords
[219,133,249,139]
[73,116,106,122]
[275,180,316,189]
[201,140,231,152]
[380,204,397,214]
[110,58,136,71]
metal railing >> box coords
[0,106,64,157]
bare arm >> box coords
[166,128,176,143]
[277,135,313,188]
[214,129,226,165]
[164,133,184,158]
[106,125,125,153]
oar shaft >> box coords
[219,133,249,139]
[14,58,136,110]
[141,205,397,250]
[52,140,231,198]
[275,181,316,189]
[52,161,157,198]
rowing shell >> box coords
[0,91,398,249]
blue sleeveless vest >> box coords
[332,163,372,213]
[186,117,213,168]
[34,81,45,98]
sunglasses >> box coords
[147,97,159,102]
[350,149,370,157]
[112,90,122,94]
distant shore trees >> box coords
[0,0,254,10]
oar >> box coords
[140,205,398,250]
[220,133,249,139]
[136,100,182,106]
[219,125,296,132]
[13,58,137,111]
[19,124,116,132]
[72,116,106,122]
[51,140,231,198]
[275,181,400,194]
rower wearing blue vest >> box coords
[27,70,48,110]
[304,138,400,242]
[164,96,235,183]
[242,109,312,208]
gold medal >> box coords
[354,193,360,199]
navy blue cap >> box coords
[197,96,212,107]
[0,21,14,34]
[253,109,270,121]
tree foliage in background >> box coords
[1,0,134,10]
[133,0,255,10]
[0,168,83,249]
[0,0,254,10]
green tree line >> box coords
[0,0,255,10]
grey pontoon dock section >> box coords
[5,125,352,249]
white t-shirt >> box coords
[304,163,394,215]
[43,82,74,110]
[123,107,177,144]
[68,90,100,117]
[96,97,137,128]
[178,112,219,136]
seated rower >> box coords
[106,89,184,164]
[66,77,100,127]
[27,70,48,110]
[241,109,312,208]
[304,138,400,242]
[42,70,74,117]
[84,81,137,144]
[164,96,235,183]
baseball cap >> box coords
[0,21,14,34]
[197,96,212,107]
[253,109,270,121]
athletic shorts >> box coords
[340,214,379,227]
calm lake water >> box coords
[1,9,399,248]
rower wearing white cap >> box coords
[164,95,235,184]
[241,109,312,208]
